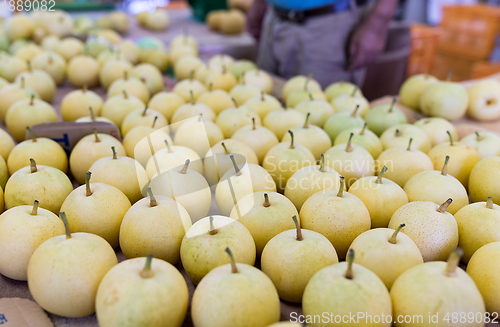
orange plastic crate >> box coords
[407,24,441,77]
[438,4,500,61]
[471,61,500,79]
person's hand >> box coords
[348,17,389,71]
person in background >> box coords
[247,0,399,88]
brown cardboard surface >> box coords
[0,298,53,327]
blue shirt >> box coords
[267,0,343,11]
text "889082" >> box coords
[1,0,55,12]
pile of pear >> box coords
[1,22,500,326]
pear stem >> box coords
[89,107,96,120]
[360,123,367,136]
[20,76,25,88]
[221,142,229,154]
[30,158,37,173]
[487,197,494,209]
[231,98,238,108]
[60,212,72,239]
[31,200,39,215]
[303,113,310,129]
[304,75,311,91]
[123,70,128,80]
[189,70,194,81]
[82,84,87,93]
[475,132,483,142]
[376,166,388,184]
[225,247,239,273]
[292,215,303,241]
[152,116,158,128]
[229,155,242,176]
[85,171,93,196]
[446,71,452,81]
[445,248,463,277]
[27,60,32,72]
[93,129,100,142]
[261,91,265,101]
[447,131,453,146]
[122,90,128,99]
[350,86,357,97]
[140,254,155,279]
[288,130,295,149]
[441,156,450,176]
[252,117,256,130]
[438,198,453,213]
[389,223,405,244]
[190,90,195,105]
[337,176,345,197]
[179,159,190,174]
[208,216,218,235]
[308,93,313,101]
[350,105,360,117]
[208,82,213,92]
[263,193,271,207]
[345,249,354,279]
[389,98,396,113]
[147,188,158,207]
[164,139,173,153]
[319,154,325,172]
[142,106,148,116]
[198,114,203,122]
[27,127,37,142]
[407,138,413,151]
[30,94,34,106]
[345,133,354,153]
[395,129,402,137]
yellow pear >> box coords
[147,91,185,121]
[171,33,199,51]
[172,76,207,102]
[349,166,409,228]
[61,85,104,121]
[207,53,235,71]
[323,133,375,187]
[230,191,297,255]
[14,44,43,62]
[198,85,235,114]
[461,131,500,159]
[229,59,257,79]
[334,123,383,159]
[469,156,500,204]
[467,242,500,315]
[27,212,118,318]
[331,87,371,117]
[4,159,73,213]
[388,199,458,261]
[0,80,39,122]
[364,98,408,136]
[180,216,256,284]
[67,54,100,88]
[5,14,34,40]
[231,118,279,163]
[455,197,500,263]
[420,80,469,121]
[281,113,332,160]
[171,93,216,132]
[117,40,141,65]
[414,117,458,147]
[0,128,15,162]
[174,55,203,81]
[426,131,481,187]
[380,124,431,153]
[300,177,371,259]
[215,158,276,216]
[149,160,211,221]
[263,106,305,139]
[15,64,56,102]
[376,138,434,188]
[194,63,213,83]
[130,63,163,96]
[75,106,116,125]
[96,255,189,327]
[191,247,280,327]
[54,37,84,61]
[0,54,28,82]
[391,248,485,326]
[97,49,126,68]
[122,126,173,166]
[107,72,150,104]
[244,92,282,119]
[101,91,145,127]
[281,75,322,101]
[348,225,423,289]
[121,107,167,137]
[145,140,203,178]
[263,131,315,192]
[99,58,133,89]
[89,147,149,204]
[7,127,67,174]
[5,96,58,141]
[216,100,262,138]
[0,200,65,281]
[229,83,261,106]
[323,104,365,142]
[467,79,500,121]
[295,96,334,128]
[61,171,131,248]
[0,157,7,190]
[174,116,224,158]
[204,139,259,185]
[139,48,169,72]
[303,249,392,327]
[398,73,438,111]
[286,88,326,109]
[119,189,192,264]
[324,80,361,101]
[243,69,273,94]
[41,35,60,51]
[284,155,342,211]
[69,131,126,184]
[261,215,338,303]
[143,9,170,31]
[404,156,469,214]
[31,51,66,85]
